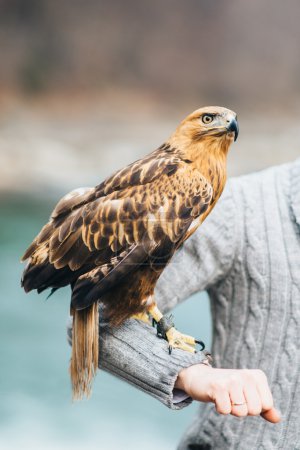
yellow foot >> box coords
[166,327,196,353]
[166,327,203,354]
[131,312,151,324]
[146,301,205,354]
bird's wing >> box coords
[94,146,181,197]
[69,167,213,308]
[50,148,181,220]
[21,148,181,262]
[44,164,212,267]
[22,151,212,309]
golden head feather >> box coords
[168,106,238,158]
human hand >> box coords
[175,364,281,423]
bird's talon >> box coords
[165,327,205,354]
[195,339,205,351]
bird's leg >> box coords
[131,312,151,324]
[148,303,205,354]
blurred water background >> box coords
[0,193,212,450]
[0,1,300,449]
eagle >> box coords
[21,106,238,399]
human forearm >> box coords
[98,319,211,409]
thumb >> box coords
[261,407,281,423]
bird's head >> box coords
[168,106,239,156]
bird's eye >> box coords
[202,114,214,124]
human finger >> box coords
[229,381,248,417]
[213,389,232,415]
[254,370,274,411]
[243,383,262,416]
[261,407,281,423]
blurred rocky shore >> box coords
[1,95,299,198]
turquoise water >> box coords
[0,195,212,450]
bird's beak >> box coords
[227,118,239,141]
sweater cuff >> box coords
[67,317,210,410]
[101,319,209,410]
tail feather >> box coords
[70,302,99,400]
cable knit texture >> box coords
[67,159,300,449]
[67,315,210,409]
[177,159,300,450]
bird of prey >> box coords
[21,106,238,399]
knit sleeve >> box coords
[67,181,238,410]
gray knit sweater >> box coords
[69,158,300,450]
